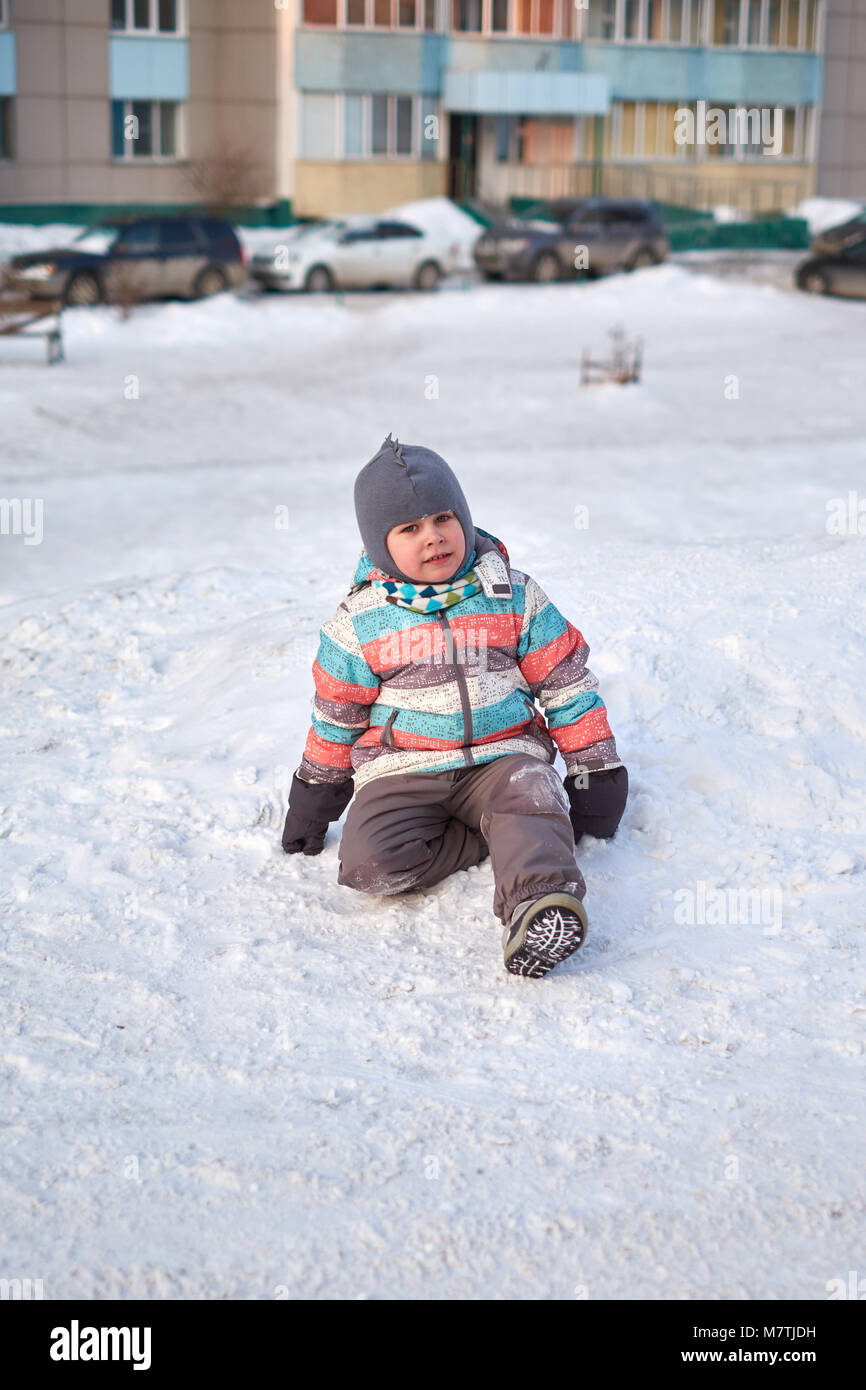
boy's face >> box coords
[385,510,466,583]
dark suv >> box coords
[474,198,668,283]
[6,215,248,305]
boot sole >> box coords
[503,893,588,979]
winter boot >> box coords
[502,892,588,978]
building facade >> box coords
[0,0,827,219]
[0,0,282,216]
[817,0,866,199]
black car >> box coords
[474,198,669,283]
[5,215,248,306]
[796,235,866,299]
[810,211,866,258]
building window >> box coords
[622,0,639,37]
[738,0,820,48]
[713,0,741,43]
[454,0,482,29]
[303,92,440,160]
[303,0,338,20]
[667,0,685,39]
[0,97,13,159]
[619,99,810,160]
[784,0,800,44]
[371,93,388,152]
[111,99,181,158]
[111,0,182,32]
[585,0,616,38]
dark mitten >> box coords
[281,772,355,856]
[564,765,628,845]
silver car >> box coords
[251,218,454,293]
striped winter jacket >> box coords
[298,527,623,792]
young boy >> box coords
[282,434,628,978]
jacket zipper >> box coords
[379,708,398,746]
[436,609,473,766]
[521,692,538,724]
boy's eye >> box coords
[401,513,451,533]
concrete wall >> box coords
[293,157,446,214]
[817,0,866,198]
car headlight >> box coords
[18,262,56,279]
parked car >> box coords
[796,235,866,299]
[250,218,455,292]
[810,210,866,258]
[474,198,669,282]
[6,215,248,306]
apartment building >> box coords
[0,0,284,215]
[0,0,828,219]
[817,0,866,199]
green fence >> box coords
[464,196,810,252]
[0,199,296,227]
[666,216,810,251]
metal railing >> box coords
[469,160,811,215]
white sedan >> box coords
[250,218,456,293]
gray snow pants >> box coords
[337,753,586,927]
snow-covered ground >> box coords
[1,261,864,1300]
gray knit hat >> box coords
[354,434,473,583]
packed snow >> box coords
[791,196,865,234]
[1,254,864,1300]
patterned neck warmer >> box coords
[370,548,481,613]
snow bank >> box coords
[790,196,865,234]
[0,222,86,261]
[382,195,484,268]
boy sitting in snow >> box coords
[282,434,628,978]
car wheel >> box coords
[304,265,334,293]
[414,260,441,292]
[192,265,228,299]
[64,271,102,307]
[530,252,560,284]
[626,247,657,271]
[798,266,829,295]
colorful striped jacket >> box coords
[298,527,623,792]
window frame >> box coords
[332,91,439,160]
[110,0,186,37]
[299,0,825,44]
[302,0,582,35]
[0,95,13,160]
[0,0,9,31]
[110,98,184,162]
[309,0,443,28]
[609,97,811,160]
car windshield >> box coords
[294,220,336,239]
[72,225,122,254]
